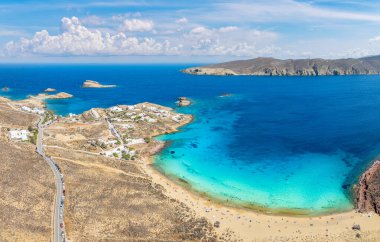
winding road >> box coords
[36,117,66,242]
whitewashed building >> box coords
[9,129,30,141]
[110,106,123,112]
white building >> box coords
[21,106,32,112]
[172,115,183,123]
[110,106,123,112]
[32,107,45,115]
[90,109,100,119]
[120,123,135,129]
[101,145,136,159]
[9,129,30,141]
[125,138,146,146]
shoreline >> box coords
[143,150,380,240]
[150,117,354,217]
[3,92,380,240]
[144,117,380,240]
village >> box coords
[53,102,191,161]
[6,95,191,163]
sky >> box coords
[1,0,380,63]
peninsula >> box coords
[183,55,380,76]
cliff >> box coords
[183,55,380,76]
[355,161,380,215]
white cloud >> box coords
[81,15,104,26]
[183,25,278,56]
[369,35,380,42]
[119,19,154,32]
[0,29,24,36]
[3,17,177,56]
[175,17,188,24]
[2,16,279,58]
[190,26,210,35]
[219,26,238,32]
[211,0,380,23]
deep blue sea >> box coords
[1,64,380,214]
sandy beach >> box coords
[142,155,380,241]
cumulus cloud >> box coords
[2,16,279,57]
[183,26,278,56]
[3,17,178,56]
[175,17,188,24]
[119,19,154,32]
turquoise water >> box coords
[1,64,380,214]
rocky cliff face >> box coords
[183,56,380,76]
[355,161,380,215]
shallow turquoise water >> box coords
[1,64,380,214]
[155,97,362,213]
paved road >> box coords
[106,118,123,143]
[36,117,65,242]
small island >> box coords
[82,80,116,88]
[176,97,191,107]
[44,88,57,92]
[30,92,73,100]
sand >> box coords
[142,156,380,241]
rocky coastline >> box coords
[183,55,380,76]
[355,160,380,215]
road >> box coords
[36,117,66,242]
[106,118,123,144]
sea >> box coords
[1,64,380,214]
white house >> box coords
[9,129,30,141]
[32,107,45,115]
[21,106,32,112]
[125,138,146,146]
[121,123,135,129]
[110,106,123,112]
[100,145,136,159]
[90,109,100,119]
[172,115,183,123]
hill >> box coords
[183,56,380,76]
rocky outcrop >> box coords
[44,88,56,92]
[355,160,380,215]
[177,97,191,107]
[2,87,9,91]
[183,55,380,76]
[30,92,73,100]
[82,80,116,88]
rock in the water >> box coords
[44,88,57,92]
[177,97,191,107]
[219,93,232,97]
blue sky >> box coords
[1,0,380,63]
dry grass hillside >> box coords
[0,140,54,241]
